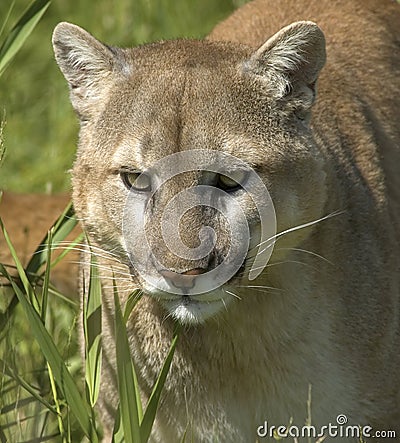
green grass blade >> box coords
[40,229,53,323]
[0,358,57,414]
[45,286,77,306]
[0,112,5,170]
[25,201,77,277]
[83,254,102,407]
[49,232,84,270]
[140,324,180,442]
[0,293,17,333]
[111,407,124,443]
[113,285,142,443]
[123,290,142,322]
[0,1,15,40]
[0,0,51,77]
[121,289,144,423]
[47,362,66,439]
[179,425,189,443]
[0,218,40,311]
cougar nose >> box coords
[160,268,206,290]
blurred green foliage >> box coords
[0,0,246,193]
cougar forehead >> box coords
[74,39,309,171]
[88,49,275,168]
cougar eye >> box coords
[121,170,152,192]
[217,170,247,192]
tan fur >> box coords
[51,0,400,441]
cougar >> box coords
[51,0,400,441]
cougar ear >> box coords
[52,22,118,120]
[244,21,326,118]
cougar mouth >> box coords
[159,293,231,324]
[127,265,231,323]
[126,251,245,323]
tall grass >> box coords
[0,0,51,78]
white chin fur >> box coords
[162,298,228,325]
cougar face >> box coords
[53,34,326,323]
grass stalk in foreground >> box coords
[113,282,180,443]
[83,254,102,410]
[0,0,51,78]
